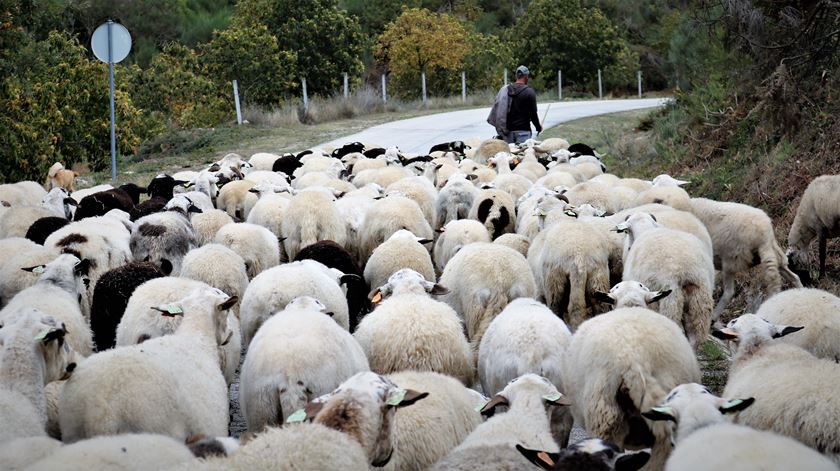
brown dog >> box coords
[47,162,78,192]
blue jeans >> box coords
[504,130,532,144]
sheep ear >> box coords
[435,227,445,234]
[340,274,362,285]
[465,173,478,181]
[594,291,615,305]
[208,163,221,172]
[641,406,675,422]
[416,238,433,245]
[479,394,509,417]
[515,444,559,470]
[21,265,46,274]
[427,283,450,296]
[74,259,91,277]
[542,392,572,407]
[218,296,238,311]
[35,327,66,344]
[64,197,78,206]
[773,325,804,338]
[646,289,672,304]
[615,449,651,471]
[719,397,755,415]
[711,327,739,340]
[386,388,429,408]
[188,205,203,213]
[173,180,190,186]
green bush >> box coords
[200,24,297,107]
[0,32,143,183]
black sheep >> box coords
[74,184,146,221]
[89,261,165,350]
[272,154,304,176]
[25,216,70,245]
[429,140,468,155]
[129,175,187,221]
[331,142,365,159]
[567,143,598,157]
[294,240,370,332]
[363,148,386,158]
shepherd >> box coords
[487,65,542,144]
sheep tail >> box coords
[567,267,588,329]
[467,289,510,361]
[299,220,320,254]
[543,265,570,322]
[655,281,684,326]
[758,241,783,295]
[682,282,713,351]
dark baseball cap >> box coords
[515,65,529,78]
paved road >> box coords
[321,97,669,154]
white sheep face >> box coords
[599,281,671,309]
[284,296,328,314]
[716,313,804,343]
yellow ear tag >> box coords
[537,451,556,466]
[286,409,307,423]
[32,266,45,274]
[386,389,407,406]
[371,292,383,304]
[542,393,562,402]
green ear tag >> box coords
[166,305,183,315]
[722,399,744,414]
[386,389,407,406]
[542,393,562,402]
[474,400,490,412]
[32,266,45,274]
[286,409,307,423]
[34,329,50,342]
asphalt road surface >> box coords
[321,97,669,154]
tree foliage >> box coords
[511,0,633,90]
[0,32,143,183]
[375,8,470,96]
[200,24,297,107]
[233,0,364,95]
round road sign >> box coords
[91,21,132,64]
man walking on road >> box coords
[487,65,542,144]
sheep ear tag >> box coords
[286,409,307,424]
[34,328,50,342]
[515,444,559,470]
[371,292,383,304]
[386,389,407,406]
[542,393,572,406]
[474,400,490,412]
[153,304,184,317]
[33,266,45,274]
[720,397,755,415]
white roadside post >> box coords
[421,69,427,105]
[343,72,349,99]
[558,69,562,100]
[382,74,387,103]
[302,78,309,111]
[233,80,242,125]
[91,20,131,181]
[598,69,603,99]
[638,70,643,98]
[461,71,466,102]
[504,68,508,86]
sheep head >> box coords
[517,438,650,471]
[595,281,671,309]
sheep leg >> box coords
[819,229,828,279]
[713,270,736,321]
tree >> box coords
[511,0,631,90]
[233,0,364,96]
[462,28,513,91]
[375,8,470,96]
[200,24,297,107]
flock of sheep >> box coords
[0,135,839,470]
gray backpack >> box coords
[487,85,512,136]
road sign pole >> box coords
[107,20,117,181]
[233,80,242,125]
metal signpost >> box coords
[91,20,131,181]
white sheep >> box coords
[595,280,673,310]
[0,242,59,308]
[380,371,484,471]
[190,208,233,246]
[562,307,701,470]
[0,254,93,356]
[281,187,346,261]
[60,287,235,442]
[0,436,62,470]
[434,172,479,230]
[335,183,383,262]
[0,205,56,239]
[439,242,537,355]
[386,175,438,228]
[617,212,714,350]
[433,219,491,272]
[642,382,837,471]
[215,179,257,221]
[786,174,840,283]
[245,183,291,260]
[364,229,435,291]
[0,181,47,207]
[472,138,509,164]
[213,222,279,279]
[488,153,534,201]
[26,433,197,471]
[240,296,369,431]
[716,313,840,463]
[358,194,433,265]
[0,312,78,443]
[40,187,75,219]
[355,269,473,385]
[755,287,840,361]
[469,188,516,240]
[528,217,611,328]
[352,165,411,188]
[690,197,802,319]
[478,298,574,446]
[633,184,692,211]
[431,374,571,470]
[612,203,713,257]
[239,259,350,343]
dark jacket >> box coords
[507,83,541,133]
